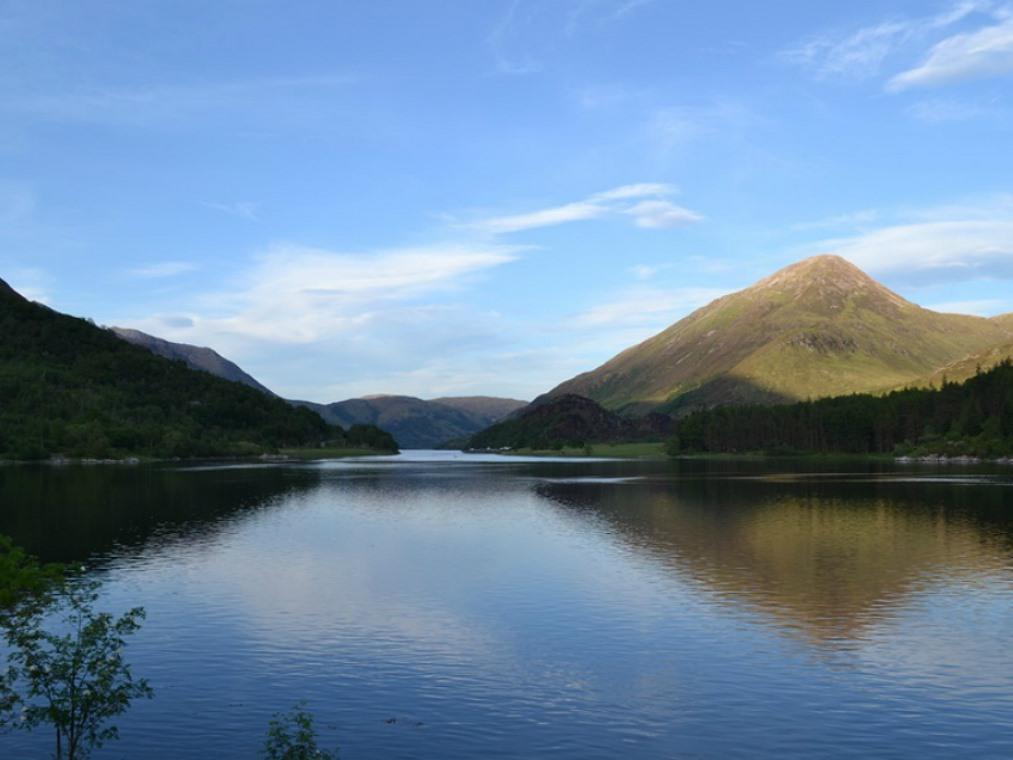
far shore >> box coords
[465,446,1013,465]
[0,447,397,467]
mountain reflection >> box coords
[0,463,322,563]
[538,474,1013,644]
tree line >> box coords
[669,361,1013,457]
[0,284,396,460]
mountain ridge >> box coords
[112,327,274,395]
[545,255,1009,416]
[294,394,526,449]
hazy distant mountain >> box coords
[429,396,527,426]
[112,327,274,395]
[110,328,524,448]
[545,255,1010,416]
[467,394,672,450]
[294,395,526,449]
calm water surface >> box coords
[1,451,1012,758]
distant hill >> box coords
[112,327,274,395]
[467,394,673,451]
[293,395,526,449]
[0,279,396,459]
[546,255,1009,416]
[430,396,527,426]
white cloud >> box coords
[784,20,915,80]
[136,243,519,347]
[625,199,702,228]
[784,1,993,81]
[889,16,1013,90]
[814,206,1013,282]
[476,201,602,235]
[470,183,701,235]
[129,261,199,279]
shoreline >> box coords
[0,448,398,467]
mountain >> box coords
[992,313,1013,334]
[546,255,1010,416]
[430,396,527,426]
[110,328,525,448]
[112,327,274,395]
[467,394,673,451]
[293,395,526,449]
[0,279,396,459]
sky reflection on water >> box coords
[1,453,1011,758]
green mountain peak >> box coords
[546,256,1010,416]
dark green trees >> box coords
[0,539,152,760]
[0,279,396,459]
[670,361,1013,457]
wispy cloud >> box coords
[888,15,1013,90]
[204,201,261,221]
[809,197,1013,282]
[645,100,759,160]
[783,1,992,82]
[784,20,916,80]
[140,242,519,346]
[488,0,658,74]
[469,184,701,235]
[486,1,543,75]
[129,261,199,279]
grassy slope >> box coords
[547,256,1008,415]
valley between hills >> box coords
[3,254,1013,461]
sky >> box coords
[4,0,1013,402]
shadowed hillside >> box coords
[468,394,672,450]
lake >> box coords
[2,451,1012,758]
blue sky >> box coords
[4,0,1013,401]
